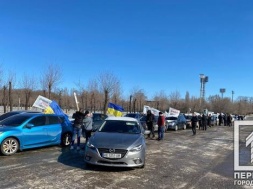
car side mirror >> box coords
[26,123,35,129]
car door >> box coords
[22,115,49,147]
[46,115,62,143]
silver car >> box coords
[84,117,149,168]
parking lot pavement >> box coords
[0,126,242,189]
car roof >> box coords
[6,110,41,113]
[105,116,138,122]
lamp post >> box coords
[129,95,132,113]
[232,90,234,102]
[220,88,226,98]
[199,74,208,109]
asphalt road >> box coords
[0,126,243,189]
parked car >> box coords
[70,112,108,132]
[84,116,149,168]
[92,113,108,131]
[0,110,42,121]
[211,114,218,126]
[0,113,73,156]
[166,114,187,131]
[124,113,143,120]
[184,114,192,128]
[139,115,158,131]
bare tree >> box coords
[153,90,168,111]
[21,73,37,110]
[169,91,181,110]
[97,72,121,114]
[2,85,7,113]
[7,71,16,111]
[87,79,99,112]
[41,64,62,99]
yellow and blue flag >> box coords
[107,102,124,117]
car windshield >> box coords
[166,117,177,120]
[0,114,32,127]
[99,120,141,134]
[0,112,20,120]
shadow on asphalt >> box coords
[57,145,134,172]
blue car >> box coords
[0,113,73,156]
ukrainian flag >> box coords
[107,102,124,117]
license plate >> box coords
[102,153,121,158]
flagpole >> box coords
[74,92,79,111]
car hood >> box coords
[166,120,177,124]
[166,120,175,123]
[90,132,142,149]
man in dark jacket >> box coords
[218,113,223,126]
[202,114,207,130]
[191,113,198,135]
[70,108,85,150]
[146,110,155,138]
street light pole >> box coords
[129,95,132,113]
[232,90,234,102]
[220,88,226,98]
[199,74,208,109]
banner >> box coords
[142,105,160,116]
[32,96,72,125]
[32,95,52,110]
[168,107,180,117]
[107,102,124,117]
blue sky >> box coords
[0,0,252,100]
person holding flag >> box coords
[71,108,85,150]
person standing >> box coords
[202,114,207,130]
[146,110,155,138]
[227,114,232,127]
[191,113,198,135]
[71,108,85,150]
[218,113,223,126]
[83,110,93,143]
[223,113,227,126]
[157,112,165,141]
[198,115,202,130]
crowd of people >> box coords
[190,112,235,136]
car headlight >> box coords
[130,144,142,152]
[87,141,96,150]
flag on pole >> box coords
[107,102,124,117]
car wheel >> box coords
[183,124,186,130]
[61,133,72,146]
[175,125,178,131]
[1,137,19,156]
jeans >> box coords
[158,126,165,140]
[71,127,82,146]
